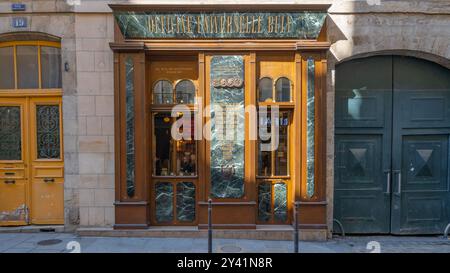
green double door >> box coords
[334,56,450,234]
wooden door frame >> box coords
[0,94,64,226]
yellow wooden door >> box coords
[0,98,29,226]
[29,97,64,224]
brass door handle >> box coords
[44,178,55,183]
[4,180,16,184]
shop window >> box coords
[258,77,273,102]
[275,77,291,102]
[153,112,196,177]
[154,79,196,104]
[0,42,62,90]
[175,80,195,104]
[153,80,173,104]
[258,77,292,103]
[258,110,290,177]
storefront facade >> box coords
[0,0,449,240]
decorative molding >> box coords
[109,4,332,12]
[296,41,331,51]
[0,31,60,43]
[109,42,145,52]
[114,201,149,206]
[198,201,256,206]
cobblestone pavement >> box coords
[0,233,449,253]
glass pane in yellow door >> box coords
[0,106,22,160]
[36,105,60,159]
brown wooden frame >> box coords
[110,4,329,230]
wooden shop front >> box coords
[110,4,330,233]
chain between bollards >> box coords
[208,198,213,253]
[294,201,300,253]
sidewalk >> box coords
[0,233,449,253]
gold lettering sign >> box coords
[118,12,327,39]
[212,78,244,88]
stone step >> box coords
[76,226,327,241]
[0,225,65,233]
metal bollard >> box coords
[294,201,300,253]
[208,198,212,253]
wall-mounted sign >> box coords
[12,17,27,28]
[114,11,327,39]
[212,78,244,88]
[11,3,26,11]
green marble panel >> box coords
[210,55,245,198]
[156,182,173,222]
[176,182,196,222]
[274,182,287,222]
[114,11,326,39]
[125,57,135,198]
[258,182,271,222]
[306,58,315,198]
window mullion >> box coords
[37,46,42,89]
[13,45,17,89]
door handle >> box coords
[4,172,15,176]
[384,170,391,194]
[4,180,15,184]
[43,178,55,183]
[393,170,401,196]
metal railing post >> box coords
[294,201,300,253]
[208,198,213,253]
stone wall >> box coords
[75,14,115,227]
[0,1,79,230]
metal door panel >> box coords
[334,56,393,233]
[391,56,450,234]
